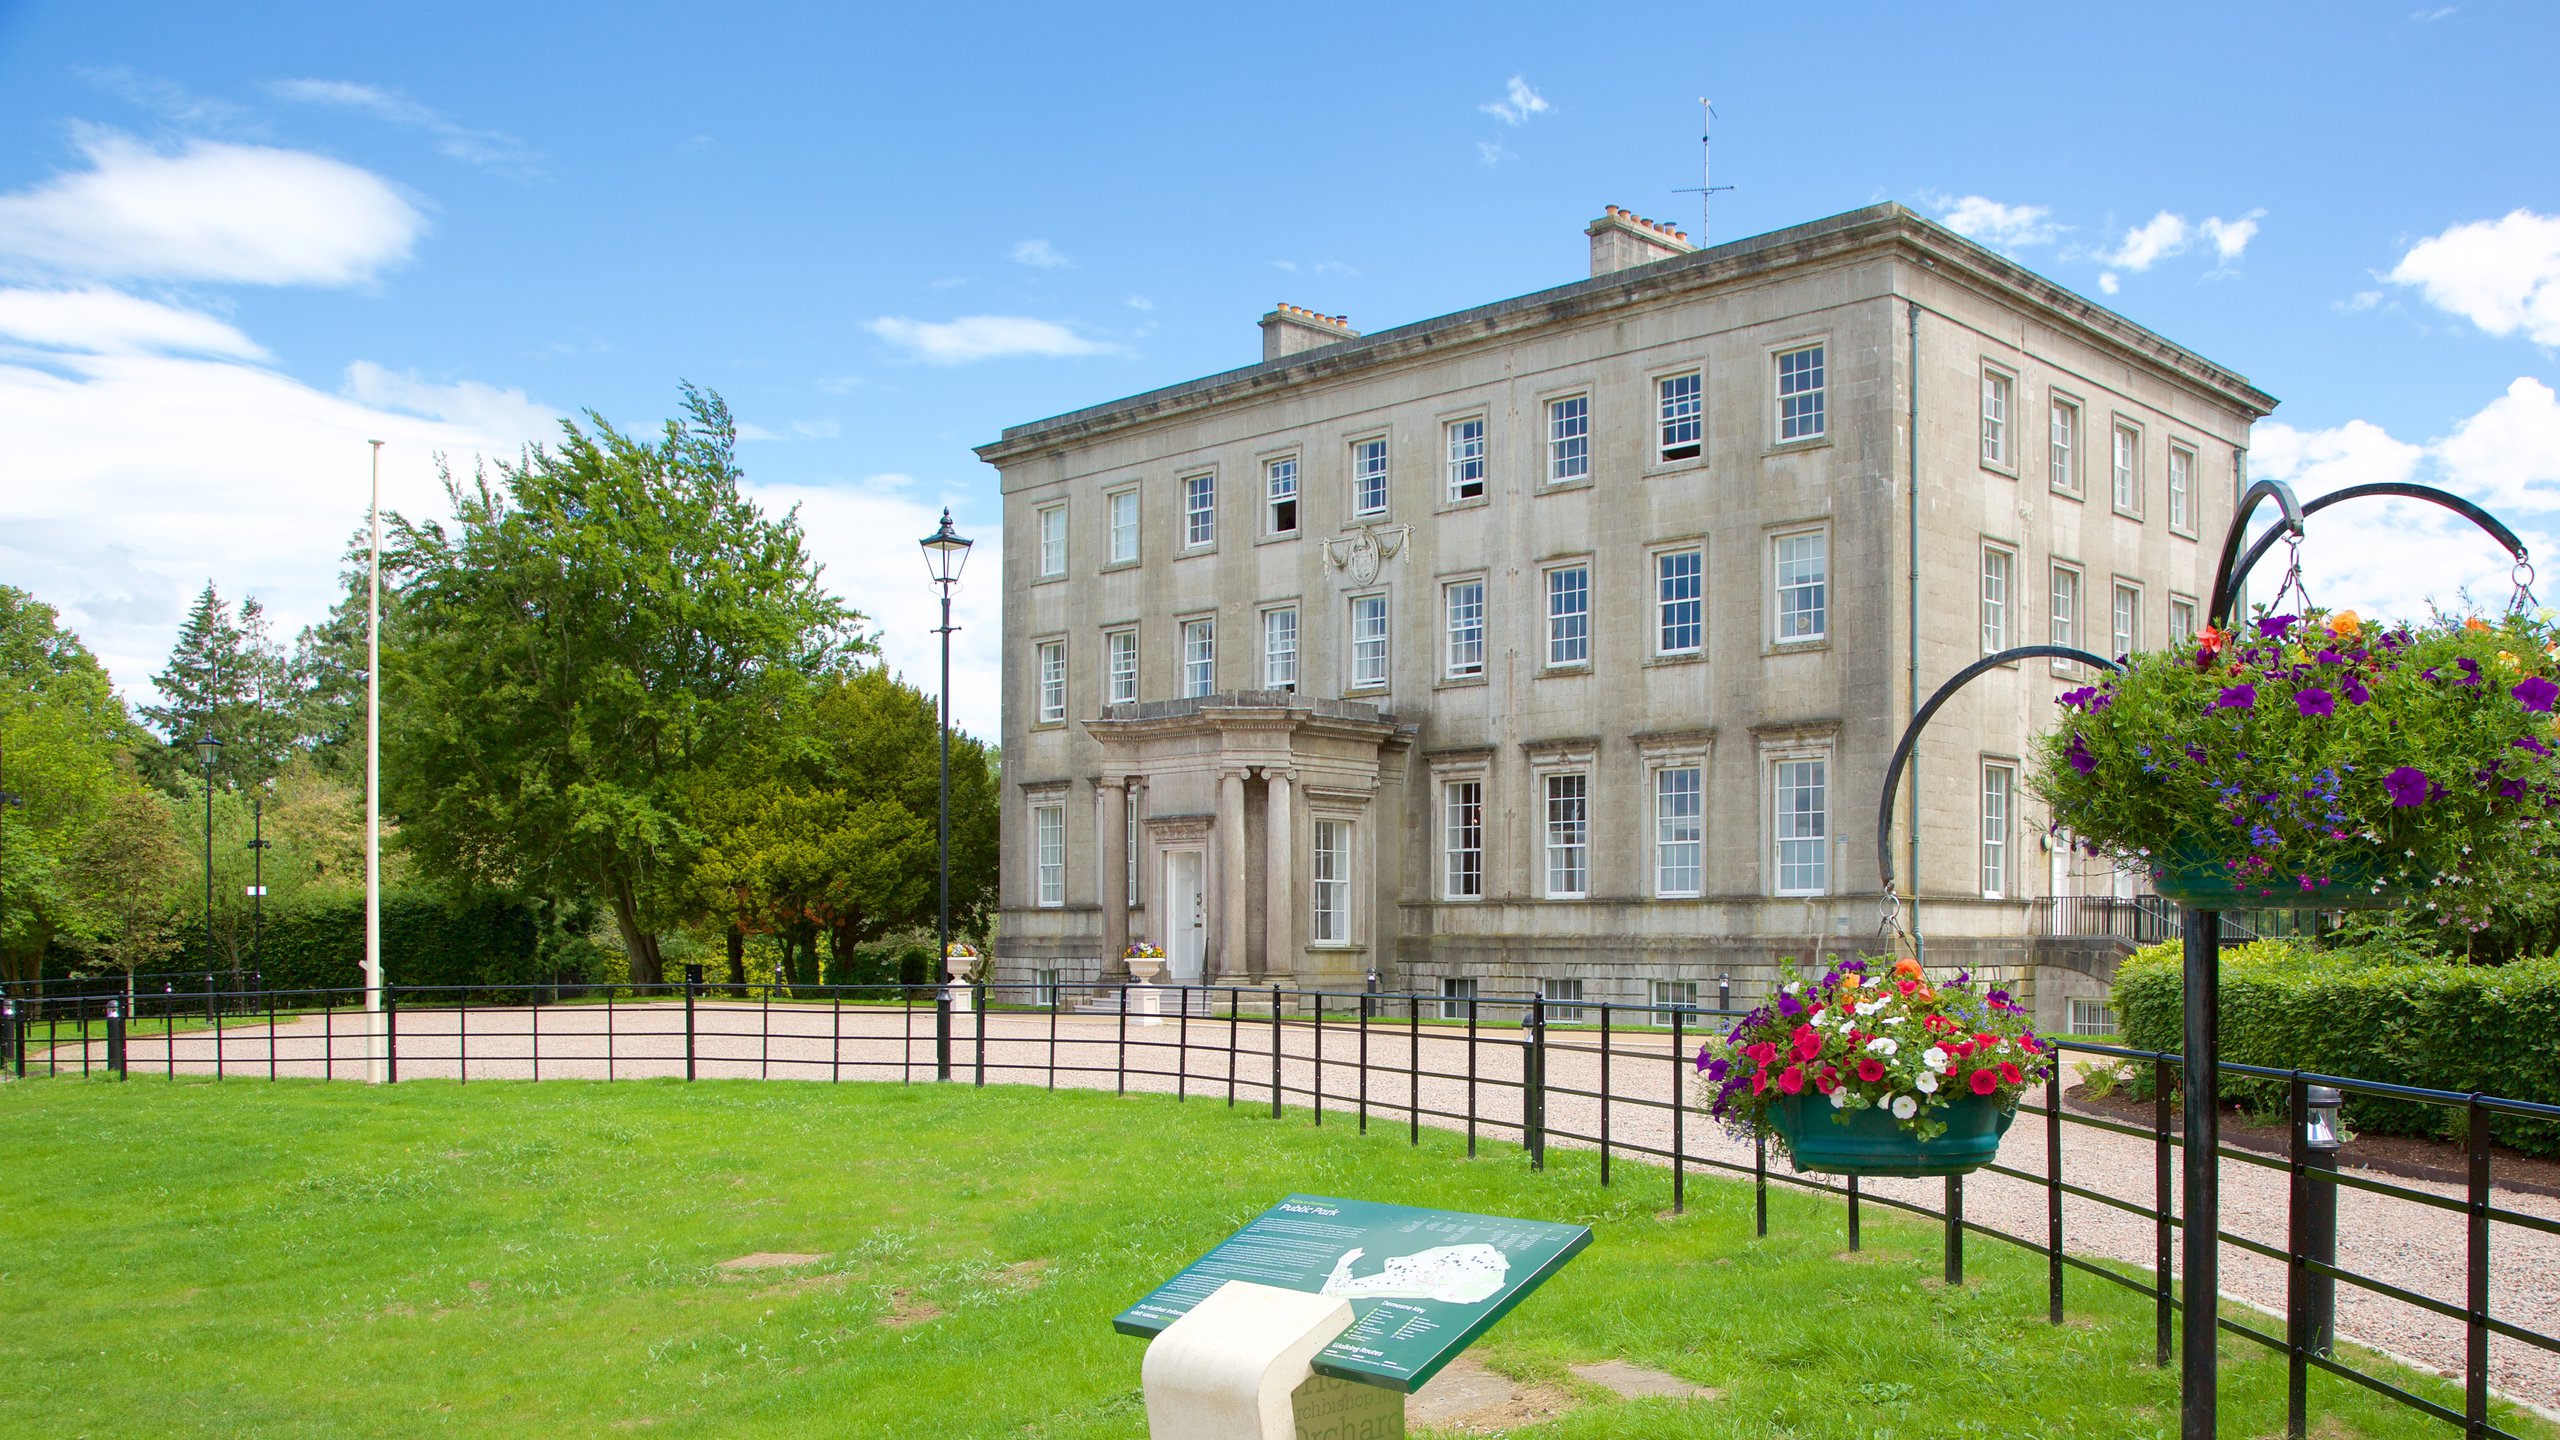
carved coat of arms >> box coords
[1324,524,1410,586]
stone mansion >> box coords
[975,202,2275,1020]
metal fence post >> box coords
[2155,1052,2174,1369]
[1717,974,1731,1015]
[1526,994,1546,1171]
[2305,1085,2341,1359]
[1269,986,1283,1120]
[1670,1002,1685,1213]
[384,985,399,1084]
[1945,1175,1964,1284]
[2467,1094,2492,1439]
[2047,1060,2065,1325]
[1848,1175,1862,1252]
[1598,1003,1612,1186]
[1311,994,1324,1127]
[3,999,16,1079]
[2181,907,2225,1440]
[973,974,986,1087]
[105,998,126,1078]
[684,964,701,1081]
[1407,993,1420,1147]
[1753,1132,1768,1238]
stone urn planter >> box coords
[1125,956,1166,984]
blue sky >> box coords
[4,0,2558,741]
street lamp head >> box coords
[919,507,974,587]
[192,734,222,771]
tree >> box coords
[137,584,300,793]
[289,540,376,778]
[0,587,151,983]
[689,781,932,993]
[802,667,999,949]
[383,385,864,985]
[71,786,188,987]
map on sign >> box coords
[1112,1194,1591,1392]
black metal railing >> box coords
[2036,894,2335,948]
[6,976,2553,1438]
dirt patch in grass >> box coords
[876,1288,944,1329]
[1410,1355,1578,1434]
[715,1251,826,1273]
[995,1258,1052,1291]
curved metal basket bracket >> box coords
[2210,480,2530,629]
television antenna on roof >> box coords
[1672,97,1735,245]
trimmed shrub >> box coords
[172,891,551,994]
[2114,940,2560,1156]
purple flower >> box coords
[1776,991,1804,1018]
[2067,732,2097,775]
[2213,684,2258,710]
[2515,676,2559,713]
[2256,614,2299,639]
[2185,744,2209,765]
[2516,734,2553,757]
[2342,674,2371,705]
[1703,1055,1728,1080]
[2457,657,2484,688]
[2058,685,2096,711]
[2295,688,2335,718]
[2315,648,2345,665]
[2384,766,2431,808]
[2501,779,2530,800]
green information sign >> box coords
[1112,1194,1592,1393]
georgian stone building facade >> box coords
[977,203,2275,1017]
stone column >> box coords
[1263,768,1294,979]
[1216,768,1249,980]
[1100,777,1129,976]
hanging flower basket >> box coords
[1696,958,2051,1180]
[2031,608,2560,924]
[1769,1091,2017,1178]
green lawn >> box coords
[0,1078,2535,1439]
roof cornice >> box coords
[974,203,2275,467]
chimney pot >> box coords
[1259,303,1361,361]
[1585,204,1696,277]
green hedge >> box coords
[172,891,552,994]
[2114,940,2560,1156]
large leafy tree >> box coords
[0,587,154,983]
[73,787,188,986]
[803,667,999,946]
[383,386,863,985]
[137,584,301,792]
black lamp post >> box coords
[919,508,974,1084]
[193,734,221,976]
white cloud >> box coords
[75,66,255,131]
[791,418,841,440]
[2387,210,2560,346]
[1479,76,1551,126]
[2412,5,2456,19]
[1933,194,2059,249]
[0,286,268,359]
[864,314,1125,365]
[1123,294,1153,312]
[0,131,425,286]
[266,79,543,180]
[2103,211,2192,271]
[2249,381,2560,621]
[2200,212,2262,263]
[1268,258,1359,278]
[1477,140,1513,167]
[341,361,560,449]
[2098,273,2120,296]
[2337,290,2384,313]
[1008,238,1071,270]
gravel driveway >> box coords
[32,997,2560,1415]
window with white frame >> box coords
[1981,368,2013,467]
[1352,437,1389,518]
[2112,582,2141,659]
[1657,548,1703,656]
[1771,755,1828,896]
[1034,967,1063,1008]
[1981,544,2012,654]
[1183,472,1216,547]
[2111,423,2141,513]
[1442,778,1484,899]
[1349,593,1389,689]
[1650,980,1700,1026]
[1773,530,1827,643]
[2050,398,2082,495]
[2051,563,2082,656]
[2169,596,2198,642]
[1037,504,1066,578]
[1981,762,2014,899]
[1180,617,1215,698]
[1540,977,1586,1024]
[1445,417,1486,502]
[1036,639,1066,723]
[1262,607,1298,691]
[1108,488,1140,564]
[1033,803,1065,907]
[1655,765,1703,897]
[1544,772,1589,898]
[1439,977,1477,1021]
[1266,456,1298,536]
[1658,371,1703,461]
[1311,820,1350,944]
[2168,445,2194,533]
[1105,628,1137,706]
[1444,579,1485,678]
[1547,395,1590,482]
[1777,344,1826,441]
[1546,563,1590,667]
[2068,997,2120,1037]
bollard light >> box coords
[2305,1084,2344,1151]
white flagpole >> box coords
[365,439,386,1083]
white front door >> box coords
[1167,850,1206,982]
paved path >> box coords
[25,998,2559,1413]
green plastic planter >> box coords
[1768,1092,2016,1178]
[2149,843,2407,910]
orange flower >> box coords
[2326,610,2362,639]
[2468,616,2492,633]
[1892,958,1923,979]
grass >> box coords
[0,1078,2541,1440]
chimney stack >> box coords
[1586,205,1695,277]
[1260,303,1360,361]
